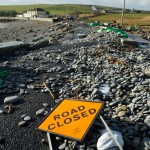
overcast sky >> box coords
[0,0,150,11]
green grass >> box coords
[0,4,92,15]
[0,4,149,26]
[90,14,150,20]
[0,4,131,15]
[89,14,150,26]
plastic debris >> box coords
[89,21,99,27]
[99,85,110,96]
[97,130,124,150]
[0,69,9,88]
[97,27,128,38]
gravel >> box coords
[0,20,150,150]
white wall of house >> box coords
[16,14,23,17]
[25,11,46,17]
[23,13,34,18]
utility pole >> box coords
[121,0,126,27]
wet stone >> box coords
[0,136,3,143]
[24,116,31,121]
[4,95,19,104]
[144,118,150,127]
[143,138,150,149]
[58,142,66,150]
[43,103,49,107]
[21,114,27,119]
[18,121,27,126]
[118,111,126,117]
[36,108,45,116]
[132,137,141,148]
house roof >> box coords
[28,8,45,12]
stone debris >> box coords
[0,20,150,150]
[23,116,31,121]
[4,95,19,104]
[18,120,27,126]
[36,108,45,116]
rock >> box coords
[142,80,150,85]
[65,146,69,150]
[56,136,61,140]
[44,111,48,116]
[0,110,4,114]
[21,114,27,119]
[109,101,120,107]
[43,103,49,107]
[36,108,45,116]
[137,56,143,61]
[115,105,127,114]
[132,137,141,148]
[132,97,140,103]
[41,138,48,144]
[144,118,150,127]
[140,125,148,132]
[18,84,26,88]
[18,121,27,126]
[0,136,4,143]
[58,142,66,149]
[24,116,31,121]
[4,96,19,104]
[118,111,126,117]
[143,138,150,149]
[144,67,150,77]
[147,100,150,107]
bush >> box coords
[0,11,17,17]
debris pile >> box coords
[0,21,150,150]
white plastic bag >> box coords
[97,129,124,150]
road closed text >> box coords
[48,106,97,130]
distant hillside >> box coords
[0,4,126,15]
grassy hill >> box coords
[0,4,92,14]
[0,4,149,26]
[0,4,122,14]
[89,14,150,26]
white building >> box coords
[23,8,46,18]
[16,13,23,17]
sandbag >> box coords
[97,129,124,150]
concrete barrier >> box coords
[0,17,53,22]
[0,41,28,55]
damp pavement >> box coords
[0,21,150,150]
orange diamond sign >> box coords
[37,99,103,141]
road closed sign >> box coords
[37,99,103,141]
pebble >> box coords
[147,100,150,107]
[132,137,141,148]
[21,114,27,119]
[36,108,45,116]
[24,116,31,121]
[143,138,150,149]
[0,110,4,114]
[0,136,3,143]
[144,67,150,76]
[18,121,27,126]
[118,111,126,117]
[0,21,150,150]
[43,103,50,107]
[58,142,66,150]
[144,118,150,127]
[4,95,19,104]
